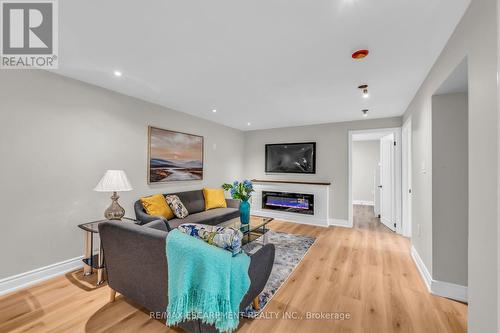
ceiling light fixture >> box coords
[362,109,369,117]
[113,70,122,77]
[212,109,217,113]
[247,122,251,126]
[358,84,369,98]
[352,49,369,60]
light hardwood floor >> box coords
[0,206,467,333]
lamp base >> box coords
[104,192,125,220]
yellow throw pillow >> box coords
[140,194,174,220]
[203,188,228,211]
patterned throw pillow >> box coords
[165,195,189,219]
[177,223,243,256]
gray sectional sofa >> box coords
[99,220,275,333]
[134,190,240,229]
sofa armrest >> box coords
[240,243,275,310]
[134,200,171,230]
[99,221,169,314]
[225,198,240,209]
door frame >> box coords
[380,133,397,231]
[402,118,412,237]
[348,127,402,233]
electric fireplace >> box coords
[262,191,314,215]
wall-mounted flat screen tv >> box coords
[265,142,316,174]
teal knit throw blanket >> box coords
[166,229,251,332]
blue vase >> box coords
[239,200,250,224]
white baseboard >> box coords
[432,280,468,303]
[410,246,467,303]
[0,256,83,296]
[328,218,352,228]
[352,200,374,206]
[411,245,432,291]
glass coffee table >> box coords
[219,215,274,245]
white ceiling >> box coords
[55,0,470,130]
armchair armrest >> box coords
[143,219,170,232]
[99,221,169,314]
[240,243,275,310]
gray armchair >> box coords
[99,220,275,333]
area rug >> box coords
[240,230,316,318]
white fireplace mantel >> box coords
[250,180,331,227]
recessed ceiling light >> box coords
[358,84,369,98]
[362,109,369,117]
[113,70,122,77]
[247,122,251,126]
[352,49,369,60]
[212,109,217,113]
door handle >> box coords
[378,185,383,188]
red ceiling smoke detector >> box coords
[351,49,369,59]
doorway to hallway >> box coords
[348,128,402,233]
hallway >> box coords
[353,204,391,231]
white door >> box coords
[402,120,412,237]
[380,134,395,231]
[374,163,381,216]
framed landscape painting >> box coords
[148,126,204,183]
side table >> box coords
[78,217,137,285]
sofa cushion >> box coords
[167,208,239,229]
[171,190,205,214]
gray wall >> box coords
[498,0,500,325]
[243,117,402,221]
[402,0,498,330]
[432,93,468,286]
[0,70,245,279]
[352,141,379,203]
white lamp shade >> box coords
[94,170,133,192]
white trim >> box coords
[411,246,468,303]
[0,256,83,296]
[328,218,351,228]
[402,117,413,237]
[348,127,402,234]
[432,280,468,303]
[352,200,374,206]
[411,245,432,291]
[252,209,329,227]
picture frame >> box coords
[148,126,204,183]
[265,142,316,174]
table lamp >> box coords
[94,170,133,220]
